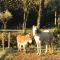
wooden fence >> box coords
[0,28,57,52]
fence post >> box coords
[2,32,4,51]
[8,32,10,48]
[45,44,48,54]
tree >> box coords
[22,0,30,33]
[0,10,12,50]
[46,0,60,27]
[0,9,12,29]
[36,0,45,29]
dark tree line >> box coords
[0,0,60,29]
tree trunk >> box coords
[23,11,26,33]
[37,11,40,29]
[2,33,4,51]
[37,0,41,29]
[37,0,44,29]
[8,32,10,48]
[57,17,60,28]
[55,10,57,26]
[3,22,7,29]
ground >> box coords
[0,48,60,60]
[13,52,60,60]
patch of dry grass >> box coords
[1,47,60,60]
[13,52,60,60]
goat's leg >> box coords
[37,41,41,55]
[17,43,21,52]
[39,41,41,55]
[23,45,26,52]
[37,43,39,54]
[19,44,21,51]
[49,43,53,54]
[17,43,20,51]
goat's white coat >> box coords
[32,26,53,54]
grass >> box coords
[6,52,60,60]
[0,47,60,60]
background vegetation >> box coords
[0,0,60,29]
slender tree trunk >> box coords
[3,22,7,29]
[2,33,4,51]
[37,10,40,29]
[23,11,26,33]
[23,1,28,33]
[55,10,57,26]
[37,0,44,29]
[37,0,41,29]
[57,17,60,28]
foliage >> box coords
[10,35,17,48]
[0,10,12,22]
[46,0,60,19]
[0,9,12,29]
[53,28,60,47]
